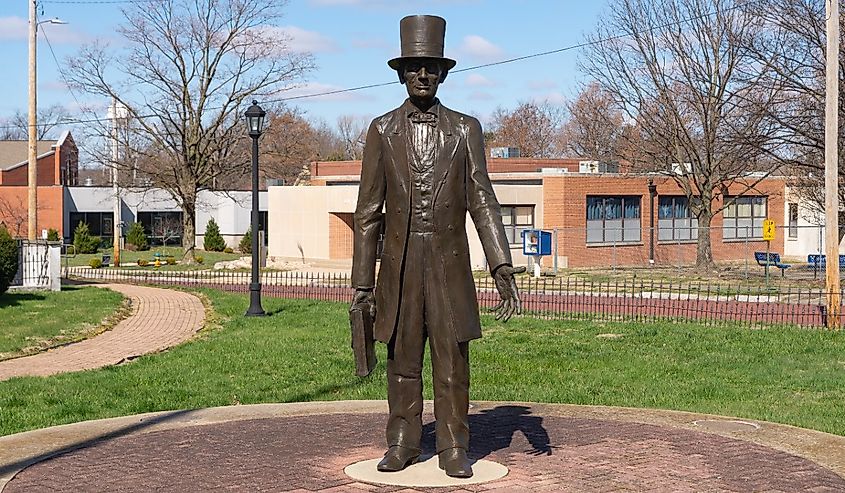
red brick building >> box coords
[268,158,792,269]
[0,131,78,237]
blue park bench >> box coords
[807,254,845,278]
[754,251,791,277]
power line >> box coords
[40,26,84,111]
[1,0,758,130]
[41,0,158,4]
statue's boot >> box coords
[438,447,473,478]
[376,445,420,472]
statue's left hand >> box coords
[490,265,526,322]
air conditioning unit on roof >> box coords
[671,162,693,175]
[490,147,521,159]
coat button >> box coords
[445,203,449,208]
[448,225,454,231]
[396,208,401,213]
[452,250,458,256]
[394,233,399,239]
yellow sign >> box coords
[762,219,776,241]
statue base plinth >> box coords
[344,454,508,487]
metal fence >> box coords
[11,240,60,290]
[534,224,841,280]
[65,267,845,329]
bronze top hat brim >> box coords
[388,15,457,71]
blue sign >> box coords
[522,229,552,256]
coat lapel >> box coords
[385,111,409,195]
[433,110,460,204]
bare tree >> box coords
[488,101,565,158]
[262,107,320,185]
[0,194,29,238]
[152,214,183,248]
[336,114,367,160]
[741,0,845,231]
[0,104,71,140]
[312,119,347,161]
[65,0,313,262]
[562,82,625,163]
[582,0,784,268]
[214,105,320,188]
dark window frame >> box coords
[658,196,699,242]
[788,203,798,239]
[500,205,535,246]
[722,196,767,240]
[68,212,114,239]
[137,211,184,246]
[586,195,642,244]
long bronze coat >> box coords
[352,99,512,343]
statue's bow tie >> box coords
[410,111,437,126]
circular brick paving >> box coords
[5,407,845,492]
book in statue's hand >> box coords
[349,303,377,377]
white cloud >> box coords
[309,0,362,4]
[465,74,494,87]
[468,91,495,101]
[0,16,90,44]
[40,24,91,44]
[40,80,69,92]
[309,0,480,6]
[0,17,26,40]
[350,36,390,51]
[527,79,558,91]
[283,82,375,102]
[532,92,567,105]
[272,26,339,53]
[459,35,504,62]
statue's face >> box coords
[402,59,444,103]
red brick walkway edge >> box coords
[1,401,843,492]
[0,284,205,381]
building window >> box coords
[501,205,534,245]
[586,196,641,243]
[258,211,269,245]
[788,203,798,238]
[137,211,183,246]
[69,212,114,239]
[723,196,767,240]
[658,196,698,241]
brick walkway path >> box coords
[0,284,205,381]
[2,402,844,492]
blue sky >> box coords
[0,0,606,129]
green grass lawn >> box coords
[1,289,843,437]
[66,246,241,270]
[0,286,126,360]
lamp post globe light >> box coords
[245,100,266,316]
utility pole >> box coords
[110,99,122,267]
[27,0,37,241]
[825,0,841,329]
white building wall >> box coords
[195,191,266,248]
[65,187,265,248]
[782,186,845,259]
[267,185,359,261]
[267,183,543,270]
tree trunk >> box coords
[182,201,196,263]
[695,211,716,270]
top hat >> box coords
[388,15,457,70]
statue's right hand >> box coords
[351,289,376,319]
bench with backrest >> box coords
[754,251,791,277]
[807,254,845,277]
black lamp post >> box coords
[245,100,266,317]
[647,178,657,265]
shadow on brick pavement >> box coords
[3,402,845,492]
